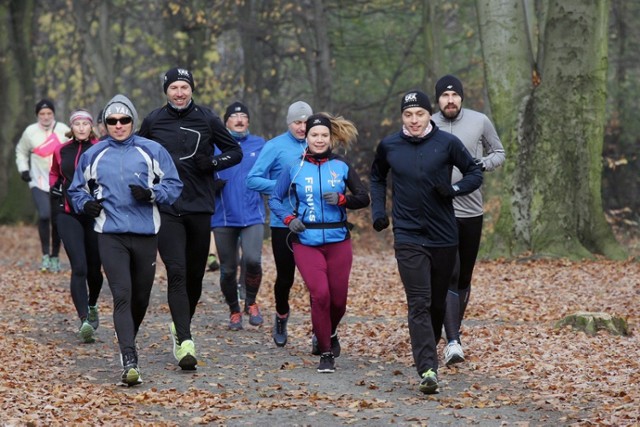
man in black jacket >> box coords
[138,67,242,370]
[370,90,482,394]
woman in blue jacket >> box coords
[269,113,369,373]
[68,94,183,386]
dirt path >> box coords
[1,225,614,425]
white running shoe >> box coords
[444,340,465,366]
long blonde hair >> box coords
[315,112,358,152]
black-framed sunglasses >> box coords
[105,116,133,126]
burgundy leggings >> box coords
[293,239,352,354]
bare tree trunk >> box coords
[477,0,624,259]
[0,0,37,221]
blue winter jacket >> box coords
[269,151,370,247]
[68,133,183,235]
[211,133,266,228]
[246,130,307,228]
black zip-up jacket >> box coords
[50,137,97,214]
[370,122,483,247]
[138,101,242,216]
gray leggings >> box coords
[213,224,264,313]
[32,187,60,256]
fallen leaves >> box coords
[0,225,639,425]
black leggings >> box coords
[444,215,483,342]
[98,233,157,357]
[32,188,60,256]
[271,227,296,316]
[158,213,210,343]
[57,212,103,320]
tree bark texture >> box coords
[0,0,37,222]
[477,0,625,259]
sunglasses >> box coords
[105,116,133,126]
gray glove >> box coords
[322,192,340,205]
[288,218,306,234]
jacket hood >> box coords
[102,94,139,132]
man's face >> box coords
[104,114,133,141]
[37,108,55,128]
[288,120,307,139]
[226,113,249,133]
[402,107,431,137]
[166,81,193,109]
[438,90,462,119]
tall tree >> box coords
[477,0,625,259]
[0,0,38,222]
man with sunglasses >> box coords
[67,94,183,386]
[138,67,242,371]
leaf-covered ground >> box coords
[1,225,638,426]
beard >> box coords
[443,105,461,119]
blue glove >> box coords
[288,218,306,234]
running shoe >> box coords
[176,339,197,370]
[419,369,438,394]
[273,312,289,347]
[40,254,50,272]
[78,320,95,343]
[311,333,341,357]
[121,353,142,386]
[317,352,335,373]
[207,254,219,272]
[48,256,60,273]
[229,312,243,331]
[169,322,179,360]
[246,303,263,326]
[87,305,99,330]
[444,340,465,366]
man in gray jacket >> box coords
[432,75,506,366]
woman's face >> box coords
[306,125,331,154]
[104,114,133,141]
[71,119,93,141]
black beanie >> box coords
[400,90,432,113]
[224,101,250,123]
[435,75,464,101]
[305,114,332,137]
[35,98,55,115]
[163,67,195,93]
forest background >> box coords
[0,0,638,260]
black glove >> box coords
[50,184,63,198]
[435,183,457,199]
[322,192,340,205]
[129,184,153,201]
[213,179,227,194]
[84,199,104,218]
[20,171,31,182]
[373,216,390,232]
[288,218,306,234]
[194,153,215,174]
[474,158,486,171]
